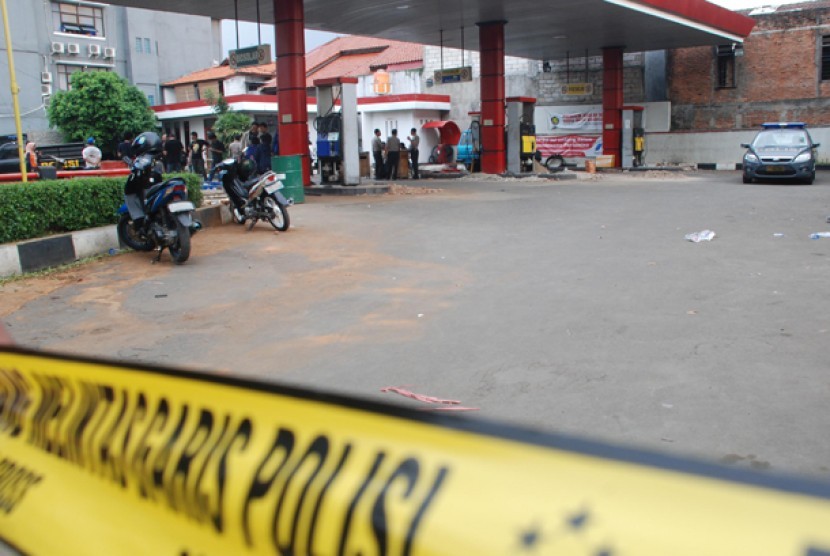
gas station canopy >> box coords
[100,0,754,60]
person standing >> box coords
[82,137,102,170]
[207,131,225,170]
[243,135,262,169]
[408,127,420,179]
[24,142,38,172]
[240,122,258,151]
[385,129,401,180]
[229,134,243,162]
[188,131,207,177]
[371,129,384,179]
[117,132,134,163]
[163,133,184,173]
[259,122,272,151]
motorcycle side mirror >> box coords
[740,143,750,149]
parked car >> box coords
[0,142,25,174]
[741,122,819,184]
[456,128,480,170]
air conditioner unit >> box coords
[88,44,101,57]
[67,43,80,55]
[41,84,52,96]
[103,46,116,59]
[41,72,52,83]
[50,42,65,54]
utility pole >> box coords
[1,0,27,181]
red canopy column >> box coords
[602,47,624,168]
[477,20,506,175]
[274,0,311,185]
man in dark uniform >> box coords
[385,129,401,180]
[371,129,384,179]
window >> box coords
[822,36,830,81]
[52,2,104,37]
[716,44,736,88]
[135,37,142,53]
[144,38,151,54]
[147,94,155,106]
[56,64,109,91]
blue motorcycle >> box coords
[116,153,200,264]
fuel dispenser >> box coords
[506,97,542,174]
[313,77,360,185]
[621,106,645,168]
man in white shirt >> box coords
[82,137,102,170]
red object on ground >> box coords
[381,386,461,405]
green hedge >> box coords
[0,173,203,245]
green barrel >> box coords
[271,155,305,204]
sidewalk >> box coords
[0,203,230,278]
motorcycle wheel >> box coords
[167,212,191,264]
[117,213,154,252]
[263,195,290,232]
[544,155,566,173]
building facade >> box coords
[0,0,222,142]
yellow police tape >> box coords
[2,347,830,555]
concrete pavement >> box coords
[2,171,830,479]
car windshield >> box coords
[751,129,810,149]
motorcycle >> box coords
[211,158,292,232]
[117,153,200,264]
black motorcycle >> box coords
[211,158,291,231]
[117,147,200,264]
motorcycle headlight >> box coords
[794,151,812,164]
[744,153,758,163]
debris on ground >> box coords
[381,386,480,411]
[386,183,444,195]
[685,230,716,242]
[809,232,830,239]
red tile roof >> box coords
[261,35,424,91]
[163,35,423,91]
[163,61,276,86]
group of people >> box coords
[152,130,226,176]
[371,128,420,180]
[22,137,102,172]
[237,121,278,174]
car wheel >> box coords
[803,174,815,185]
[742,174,753,184]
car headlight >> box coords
[794,152,812,163]
[744,153,758,163]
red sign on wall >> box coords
[537,134,602,158]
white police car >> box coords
[741,123,820,184]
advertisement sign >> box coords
[560,83,594,96]
[433,66,473,84]
[535,105,603,133]
[229,45,272,69]
[537,134,602,158]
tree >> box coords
[204,90,251,145]
[47,72,158,155]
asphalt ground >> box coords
[2,170,830,479]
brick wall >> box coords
[669,3,830,130]
[423,46,647,108]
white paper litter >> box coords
[685,230,716,242]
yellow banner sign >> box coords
[2,348,830,555]
[561,83,594,96]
